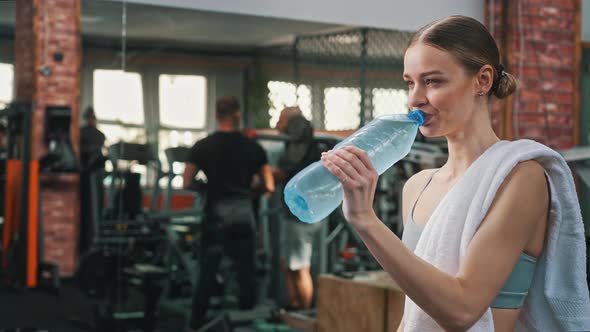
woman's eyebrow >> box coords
[419,70,444,77]
[403,70,445,79]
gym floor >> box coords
[0,280,306,332]
[0,280,185,332]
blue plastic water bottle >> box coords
[284,110,426,223]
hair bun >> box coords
[493,71,518,99]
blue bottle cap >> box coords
[408,109,426,126]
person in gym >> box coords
[79,106,107,254]
[320,15,590,330]
[273,106,321,311]
[184,96,275,330]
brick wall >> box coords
[40,175,79,276]
[13,0,36,102]
[14,0,81,277]
[486,0,580,149]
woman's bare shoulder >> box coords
[403,169,438,195]
[401,169,439,225]
[501,160,547,200]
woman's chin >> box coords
[419,127,442,138]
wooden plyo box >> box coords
[317,272,405,332]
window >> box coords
[0,63,13,109]
[93,70,144,124]
[159,74,207,129]
[324,87,361,130]
[93,69,145,145]
[97,124,147,148]
[267,81,312,128]
[372,88,409,118]
[93,69,146,179]
[158,74,207,176]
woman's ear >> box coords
[476,64,495,95]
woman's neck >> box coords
[441,110,500,181]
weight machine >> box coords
[1,102,68,291]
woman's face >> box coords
[403,42,479,138]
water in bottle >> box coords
[284,110,425,223]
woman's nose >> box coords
[408,86,428,109]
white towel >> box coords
[403,139,590,331]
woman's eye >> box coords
[425,79,441,86]
[405,81,414,88]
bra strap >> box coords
[409,169,439,221]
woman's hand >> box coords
[321,146,378,227]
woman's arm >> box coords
[321,146,548,330]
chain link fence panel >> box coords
[253,28,414,131]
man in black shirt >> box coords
[183,96,274,330]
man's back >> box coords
[186,131,267,204]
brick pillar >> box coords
[486,0,581,149]
[14,0,81,277]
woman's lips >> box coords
[423,113,433,126]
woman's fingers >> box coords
[322,146,379,184]
[338,146,379,186]
[321,154,350,184]
[336,147,368,175]
[324,151,359,179]
[342,146,376,173]
[321,146,378,187]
